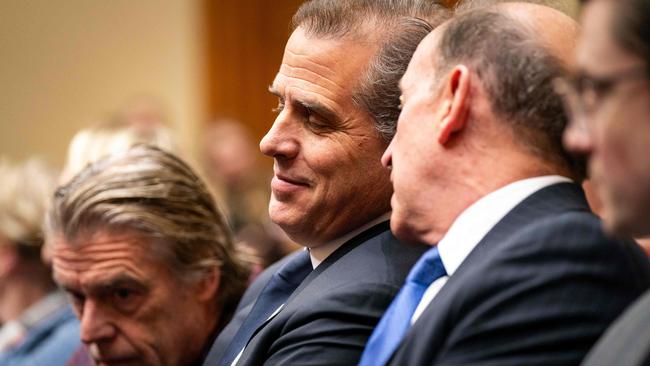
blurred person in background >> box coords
[560,0,650,364]
[0,158,80,366]
[202,118,297,268]
[59,116,178,184]
[47,145,250,366]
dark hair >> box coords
[612,0,650,72]
[292,0,451,141]
[47,145,249,324]
[436,9,585,178]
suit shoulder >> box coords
[319,229,428,288]
[502,210,650,283]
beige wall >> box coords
[0,0,205,167]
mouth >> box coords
[95,358,140,366]
[274,172,310,187]
[271,173,311,196]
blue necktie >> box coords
[218,250,313,366]
[359,246,446,366]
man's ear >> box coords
[194,266,221,303]
[437,65,471,145]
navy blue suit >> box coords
[388,183,650,365]
[203,222,429,366]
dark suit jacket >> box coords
[389,183,650,366]
[581,288,650,366]
[206,221,429,366]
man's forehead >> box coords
[277,28,377,89]
[52,232,154,283]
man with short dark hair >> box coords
[202,1,450,365]
[47,146,249,366]
[359,3,650,365]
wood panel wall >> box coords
[201,0,459,141]
[202,1,304,142]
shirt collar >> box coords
[309,212,392,269]
[437,175,572,276]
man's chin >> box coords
[94,358,142,366]
[390,216,421,245]
[269,206,305,237]
[603,205,650,239]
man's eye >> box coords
[66,292,86,316]
[115,288,133,300]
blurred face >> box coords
[260,27,392,246]
[0,240,16,308]
[382,34,442,244]
[52,231,213,366]
[565,0,650,236]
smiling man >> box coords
[47,146,249,366]
[202,1,450,365]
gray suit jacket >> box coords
[206,221,429,366]
[389,183,650,365]
[582,288,650,366]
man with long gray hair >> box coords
[47,145,249,366]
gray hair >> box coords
[434,8,585,178]
[46,145,249,320]
[292,0,452,141]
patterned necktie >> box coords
[218,250,313,366]
[358,246,446,366]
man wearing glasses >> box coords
[560,0,650,364]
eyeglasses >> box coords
[553,66,648,130]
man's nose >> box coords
[562,116,593,157]
[79,301,116,344]
[260,112,300,160]
[381,140,394,170]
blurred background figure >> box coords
[116,95,170,132]
[202,118,297,268]
[60,112,178,185]
[0,158,80,366]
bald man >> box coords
[359,3,650,366]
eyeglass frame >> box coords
[553,66,649,131]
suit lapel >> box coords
[243,221,392,350]
[286,220,391,304]
[399,183,590,354]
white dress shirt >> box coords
[410,175,572,324]
[309,212,391,269]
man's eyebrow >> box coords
[267,84,340,123]
[92,274,147,291]
[60,274,148,295]
[299,99,340,124]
